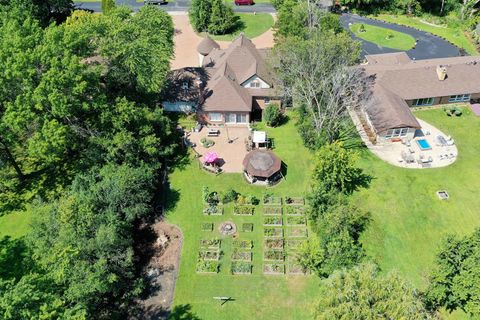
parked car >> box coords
[235,0,254,5]
[144,0,167,4]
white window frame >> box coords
[226,113,237,123]
[236,113,247,123]
[385,127,409,139]
[413,98,434,106]
[448,94,470,103]
[209,112,222,122]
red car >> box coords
[235,0,254,5]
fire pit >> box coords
[219,221,237,236]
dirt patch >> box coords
[132,221,183,320]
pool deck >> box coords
[351,112,458,169]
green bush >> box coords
[222,188,238,203]
[263,104,283,127]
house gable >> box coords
[241,75,271,89]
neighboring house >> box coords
[362,52,480,142]
[162,34,281,126]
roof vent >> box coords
[436,65,447,81]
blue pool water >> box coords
[417,139,431,150]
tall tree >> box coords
[208,0,237,35]
[189,0,212,32]
[101,0,116,14]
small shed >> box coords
[243,150,282,185]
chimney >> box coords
[436,65,447,81]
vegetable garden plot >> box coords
[264,239,284,250]
[264,227,283,238]
[284,197,304,206]
[263,194,282,205]
[263,216,283,226]
[231,250,252,262]
[285,239,306,251]
[199,239,221,250]
[201,222,214,231]
[231,261,252,275]
[263,206,282,215]
[196,259,220,274]
[233,239,253,250]
[197,250,220,261]
[287,262,307,275]
[264,250,285,261]
[286,215,306,226]
[203,204,223,216]
[286,227,308,238]
[242,223,254,232]
[263,263,285,275]
[285,206,305,216]
[233,205,255,216]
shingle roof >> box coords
[243,150,281,178]
[197,36,220,56]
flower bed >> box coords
[286,239,306,251]
[231,261,252,275]
[198,250,220,261]
[196,259,220,273]
[199,239,221,249]
[263,206,282,216]
[263,263,285,275]
[264,227,283,238]
[263,216,283,226]
[231,250,252,262]
[200,138,215,148]
[285,206,305,216]
[201,223,214,231]
[242,223,254,232]
[263,194,282,205]
[233,239,253,250]
[264,239,284,250]
[233,205,255,216]
[286,227,308,238]
[286,215,306,226]
[203,204,223,216]
[284,197,305,206]
[264,250,285,261]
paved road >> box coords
[340,14,461,60]
[74,0,276,13]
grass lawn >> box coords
[166,113,322,320]
[0,210,32,239]
[208,13,274,41]
[370,14,478,55]
[356,106,480,320]
[350,23,416,50]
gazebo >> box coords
[242,150,282,185]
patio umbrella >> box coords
[204,151,218,164]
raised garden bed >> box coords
[284,197,305,206]
[264,250,285,261]
[285,206,305,216]
[203,204,223,216]
[233,239,253,250]
[263,206,282,216]
[242,223,254,232]
[263,263,285,275]
[198,250,220,261]
[264,239,284,250]
[286,227,308,238]
[286,215,306,226]
[233,205,255,216]
[201,223,214,231]
[231,250,252,262]
[287,262,307,275]
[263,216,283,226]
[263,194,282,205]
[231,261,252,275]
[264,227,284,238]
[286,239,306,251]
[196,259,220,274]
[199,239,221,250]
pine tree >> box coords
[208,0,237,35]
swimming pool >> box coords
[417,139,432,150]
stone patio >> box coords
[351,111,458,169]
[187,126,251,173]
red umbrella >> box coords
[204,152,218,164]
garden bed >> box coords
[287,263,307,275]
[231,250,252,262]
[286,227,308,238]
[203,204,223,216]
[233,205,255,216]
[286,215,306,226]
[264,227,284,238]
[263,194,282,206]
[231,261,252,275]
[263,263,285,275]
[284,197,304,206]
[264,239,284,250]
[196,259,220,274]
[286,239,306,251]
[264,250,285,261]
[233,239,253,250]
[199,239,221,250]
[198,250,220,261]
[263,216,283,226]
[201,223,214,231]
[241,223,254,232]
[263,206,282,216]
[285,206,305,216]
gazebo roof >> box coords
[197,36,220,56]
[242,150,281,178]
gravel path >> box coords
[340,13,461,60]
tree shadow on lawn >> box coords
[0,236,31,280]
[168,304,202,320]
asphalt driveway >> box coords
[340,14,461,60]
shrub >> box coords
[222,188,238,203]
[207,0,238,35]
[263,104,283,127]
[359,24,366,33]
[200,137,215,148]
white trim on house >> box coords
[241,75,271,89]
[448,94,471,103]
[209,112,222,122]
[413,98,434,106]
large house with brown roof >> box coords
[362,52,480,142]
[162,34,280,125]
